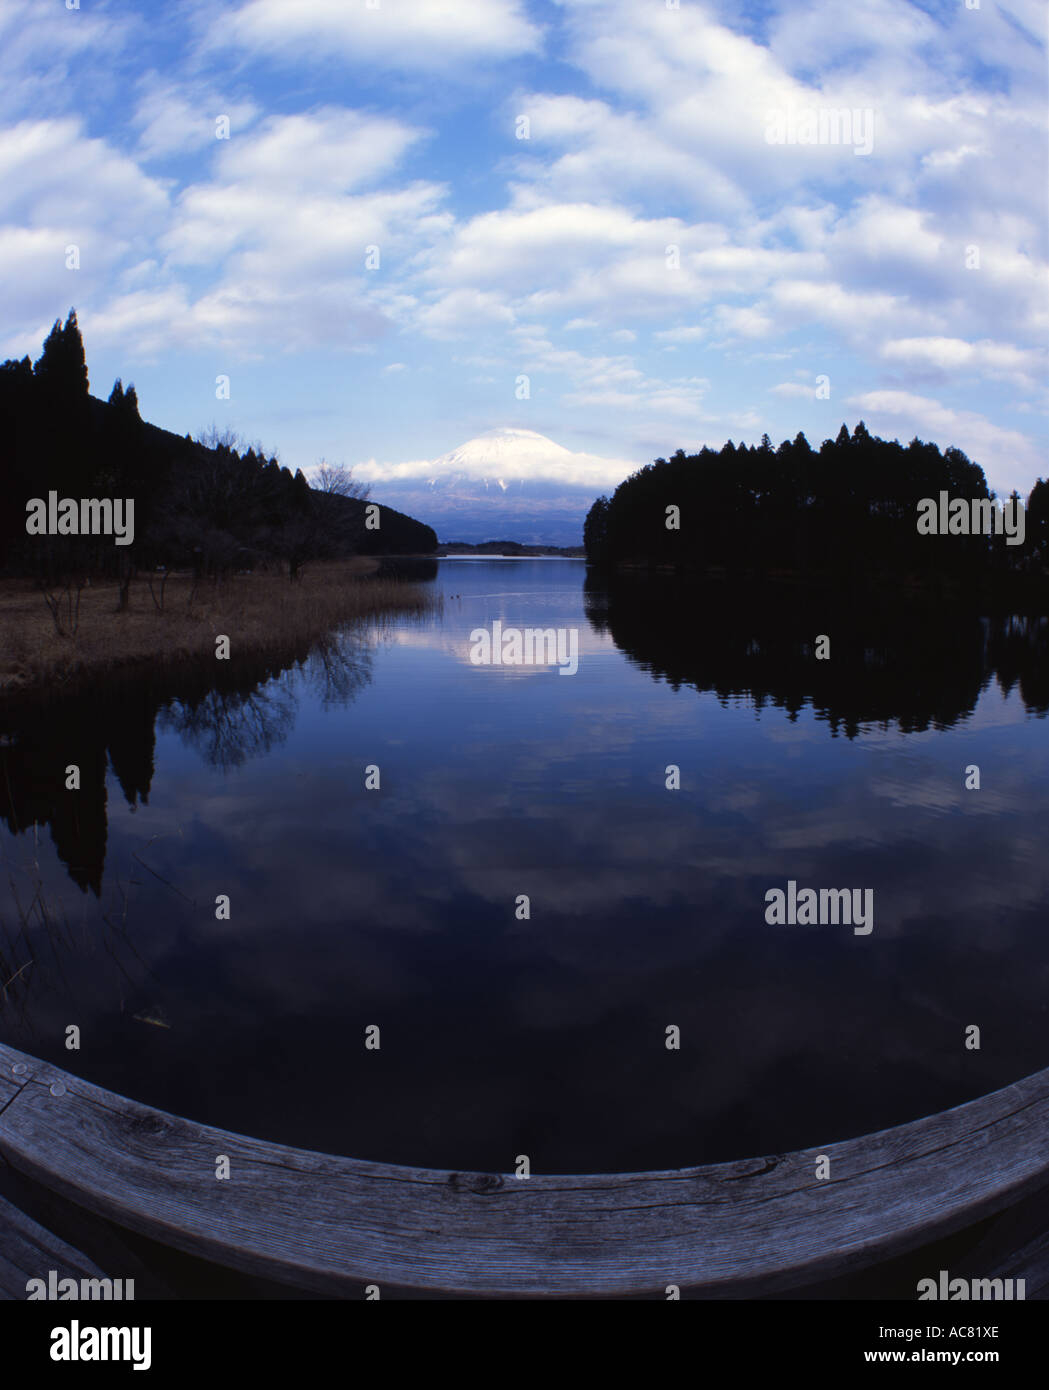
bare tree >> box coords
[38,575,86,636]
[313,461,370,500]
[195,425,281,467]
[195,424,244,454]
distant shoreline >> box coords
[439,552,585,560]
[436,541,584,557]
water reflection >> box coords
[0,632,375,893]
[587,572,1049,735]
[0,560,1046,1173]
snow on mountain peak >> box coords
[430,428,575,479]
[355,428,638,494]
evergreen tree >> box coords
[1027,479,1049,560]
[63,310,89,395]
[34,309,89,397]
[583,496,610,563]
[33,317,64,382]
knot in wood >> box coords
[124,1112,172,1140]
[448,1171,503,1194]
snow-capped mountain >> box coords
[356,428,637,546]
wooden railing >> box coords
[2,1042,1048,1296]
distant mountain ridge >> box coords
[436,540,584,556]
[357,427,636,547]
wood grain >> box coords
[0,1042,1047,1296]
[0,1193,108,1301]
[0,1066,22,1113]
[960,1184,1049,1300]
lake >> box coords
[1,558,1047,1174]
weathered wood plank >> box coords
[0,1041,1047,1297]
[0,1162,178,1301]
[0,1067,21,1112]
[986,1228,1049,1300]
[0,1193,108,1301]
[960,1184,1049,1299]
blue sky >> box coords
[1,0,1046,497]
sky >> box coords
[1,0,1046,500]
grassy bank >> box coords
[0,558,439,698]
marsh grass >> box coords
[0,559,440,698]
[0,821,74,1025]
[0,817,194,1029]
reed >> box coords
[0,560,439,697]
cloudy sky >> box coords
[1,0,1046,496]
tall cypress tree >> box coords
[33,317,64,385]
[62,309,89,395]
[34,309,89,398]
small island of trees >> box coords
[583,425,1048,596]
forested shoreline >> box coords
[583,424,1048,596]
[0,311,437,597]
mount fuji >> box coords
[355,428,638,546]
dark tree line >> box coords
[0,310,436,590]
[583,423,1049,590]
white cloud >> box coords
[846,390,1044,496]
[427,201,669,293]
[710,305,775,340]
[0,118,171,349]
[500,0,1048,361]
[1,0,1044,486]
[415,288,517,338]
[768,277,933,337]
[78,287,194,359]
[880,337,1045,387]
[0,119,169,229]
[0,0,128,122]
[135,108,452,353]
[655,326,705,343]
[770,381,821,400]
[133,80,260,161]
[210,108,423,193]
[0,105,448,361]
[827,198,945,270]
[214,0,542,70]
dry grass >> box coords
[0,558,439,697]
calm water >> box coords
[1,558,1047,1174]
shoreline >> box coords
[591,560,1049,607]
[0,557,437,705]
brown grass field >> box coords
[0,558,439,698]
